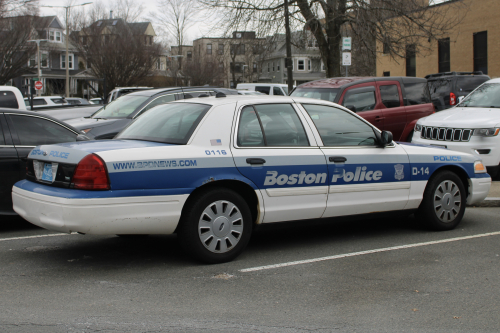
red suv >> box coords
[290,77,435,141]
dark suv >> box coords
[426,71,490,111]
[290,77,434,141]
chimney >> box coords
[110,10,113,19]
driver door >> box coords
[298,103,411,218]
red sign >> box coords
[35,81,43,90]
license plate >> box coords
[34,160,58,183]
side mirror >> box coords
[76,134,90,141]
[380,130,393,146]
[345,105,357,112]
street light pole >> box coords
[42,2,92,97]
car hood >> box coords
[65,117,123,130]
[418,107,500,128]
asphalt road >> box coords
[1,209,500,333]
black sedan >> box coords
[65,86,238,140]
[0,109,88,215]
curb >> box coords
[468,197,500,208]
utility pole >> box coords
[284,0,293,94]
[42,2,92,97]
[27,39,48,96]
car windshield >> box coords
[459,83,500,108]
[91,95,149,119]
[291,88,339,102]
[116,103,211,144]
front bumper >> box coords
[467,176,491,205]
[12,185,188,235]
[412,132,500,167]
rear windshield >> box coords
[91,95,149,119]
[116,103,211,144]
[291,88,339,102]
[456,76,489,94]
[428,79,452,96]
[404,82,431,105]
[459,83,500,108]
[0,91,19,109]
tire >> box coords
[416,170,466,231]
[177,188,253,264]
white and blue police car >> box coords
[12,95,491,263]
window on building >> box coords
[272,62,275,72]
[383,41,390,54]
[104,35,110,43]
[308,59,311,71]
[267,62,270,73]
[383,71,390,77]
[298,59,305,71]
[41,53,48,68]
[61,54,74,69]
[307,38,318,48]
[207,43,212,55]
[438,38,450,73]
[230,62,243,73]
[473,31,487,74]
[187,51,192,60]
[231,44,245,55]
[253,62,257,73]
[277,61,280,72]
[49,31,54,41]
[218,44,224,55]
[55,31,61,42]
[405,44,416,77]
[28,55,36,67]
[87,58,92,69]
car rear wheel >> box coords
[416,170,466,231]
[178,188,253,264]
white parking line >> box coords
[240,231,500,273]
[0,233,74,242]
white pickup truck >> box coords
[0,86,101,121]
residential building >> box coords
[376,0,500,78]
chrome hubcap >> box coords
[434,180,461,223]
[198,200,243,253]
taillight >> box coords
[450,92,456,105]
[71,153,110,190]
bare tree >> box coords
[182,50,225,86]
[200,0,467,77]
[74,20,163,90]
[149,0,197,69]
[0,15,38,85]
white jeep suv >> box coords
[413,78,500,176]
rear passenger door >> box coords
[339,84,384,130]
[377,81,406,141]
[231,102,328,223]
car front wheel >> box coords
[178,188,253,264]
[416,170,466,231]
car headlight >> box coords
[474,160,487,173]
[414,124,422,132]
[473,128,500,137]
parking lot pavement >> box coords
[1,208,500,333]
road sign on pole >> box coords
[35,81,43,90]
[342,52,351,66]
[342,37,352,51]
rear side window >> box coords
[342,87,376,112]
[0,91,19,109]
[237,104,309,147]
[32,99,48,106]
[405,82,431,105]
[9,115,77,146]
[51,98,66,104]
[255,86,270,95]
[455,76,489,94]
[379,85,401,108]
[302,104,378,146]
[291,88,339,102]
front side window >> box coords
[237,104,309,147]
[273,86,284,96]
[117,103,211,144]
[302,104,378,146]
[342,87,376,112]
[379,85,400,108]
[459,83,500,108]
[255,86,270,95]
[91,95,149,119]
[9,115,76,146]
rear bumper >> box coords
[12,185,188,235]
[467,176,491,205]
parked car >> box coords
[426,71,490,111]
[107,87,153,103]
[413,78,500,176]
[24,96,68,108]
[65,98,91,105]
[291,77,434,141]
[237,90,266,95]
[0,86,27,110]
[0,109,88,215]
[13,95,490,263]
[89,98,104,104]
[236,83,290,96]
[65,86,238,140]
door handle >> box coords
[246,158,266,165]
[329,156,347,163]
[375,116,385,121]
